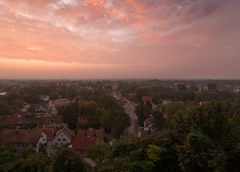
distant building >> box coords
[71,128,104,152]
[21,103,31,113]
[50,99,71,107]
[49,99,71,114]
[39,95,50,102]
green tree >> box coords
[88,142,110,163]
[79,100,97,116]
[101,111,130,137]
[135,102,151,126]
[50,91,60,100]
[11,154,49,172]
[61,103,79,129]
[0,101,11,116]
[208,83,217,91]
[0,150,19,172]
[135,86,151,102]
[51,149,88,172]
[23,94,41,104]
[177,131,225,172]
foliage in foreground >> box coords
[95,102,240,172]
[0,102,240,172]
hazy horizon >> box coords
[0,0,240,79]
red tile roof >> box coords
[0,128,44,145]
[52,99,70,107]
[0,115,63,128]
[142,96,153,103]
[72,128,104,152]
[42,128,55,140]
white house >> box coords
[46,127,73,157]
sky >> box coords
[0,0,239,79]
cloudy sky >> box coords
[0,0,239,79]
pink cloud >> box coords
[0,0,239,78]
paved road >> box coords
[114,94,139,136]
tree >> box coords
[177,84,187,91]
[177,131,225,172]
[147,145,162,163]
[61,103,79,129]
[23,122,37,129]
[0,101,11,116]
[23,94,41,104]
[88,142,110,163]
[165,102,186,117]
[0,150,19,172]
[97,95,121,111]
[135,102,151,126]
[135,86,151,102]
[208,83,217,91]
[152,109,166,129]
[51,149,88,172]
[50,91,60,100]
[11,154,49,172]
[129,161,154,172]
[79,100,97,116]
[9,99,24,112]
[101,111,130,137]
[186,102,230,142]
[164,102,186,128]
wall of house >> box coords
[46,132,71,157]
[36,132,47,153]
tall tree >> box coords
[52,149,88,172]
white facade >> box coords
[46,128,72,157]
[36,132,47,153]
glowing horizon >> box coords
[0,0,240,79]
